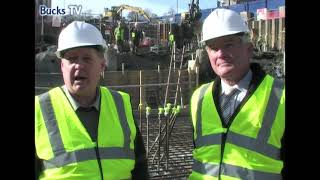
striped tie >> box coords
[220,88,240,124]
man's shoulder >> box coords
[100,86,130,98]
[192,82,213,99]
[196,82,213,91]
[35,87,61,98]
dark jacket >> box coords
[130,28,142,46]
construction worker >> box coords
[35,21,149,180]
[168,31,175,50]
[189,9,285,179]
[114,21,124,53]
[130,22,142,54]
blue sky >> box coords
[51,0,217,17]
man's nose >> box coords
[74,58,86,69]
[216,48,231,58]
[215,48,226,55]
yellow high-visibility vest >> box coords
[169,34,174,42]
[35,87,136,180]
[115,27,124,41]
[189,75,285,180]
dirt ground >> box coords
[35,44,284,80]
[111,47,172,71]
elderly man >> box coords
[35,21,149,180]
[189,9,285,179]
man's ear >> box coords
[101,58,106,71]
[103,64,107,71]
[205,46,210,54]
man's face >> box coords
[205,34,253,82]
[61,47,105,96]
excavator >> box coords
[183,0,202,43]
[116,5,152,22]
[102,4,154,24]
[102,4,156,45]
[181,0,202,25]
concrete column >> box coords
[271,18,276,50]
[157,22,161,44]
[258,20,263,37]
[278,18,285,51]
[139,70,146,109]
[258,20,265,51]
[264,20,269,51]
[251,20,258,30]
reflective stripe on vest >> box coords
[226,78,284,159]
[195,83,221,147]
[192,159,282,180]
[38,89,134,169]
[109,90,131,150]
[42,147,134,169]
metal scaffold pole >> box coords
[146,106,151,157]
[41,16,44,43]
[164,42,175,107]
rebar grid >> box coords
[135,112,194,179]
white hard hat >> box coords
[56,21,106,58]
[201,8,249,42]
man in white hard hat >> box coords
[189,9,285,179]
[35,21,149,180]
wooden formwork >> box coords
[35,69,198,110]
[100,69,198,109]
[250,17,285,51]
[143,17,285,52]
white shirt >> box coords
[220,70,252,120]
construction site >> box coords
[35,0,285,179]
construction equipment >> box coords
[116,4,153,22]
[103,4,155,24]
[181,0,202,24]
[102,4,157,46]
[175,0,202,49]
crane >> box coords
[188,0,202,24]
[178,0,202,47]
[181,0,201,24]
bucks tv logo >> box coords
[39,5,82,16]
